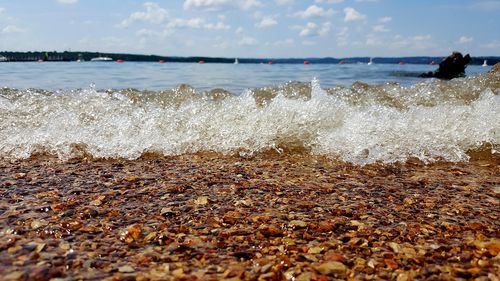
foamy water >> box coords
[0,69,498,164]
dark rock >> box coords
[420,51,471,79]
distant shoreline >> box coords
[1,51,499,65]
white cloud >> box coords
[378,16,392,23]
[184,0,230,10]
[255,17,278,28]
[1,25,26,34]
[344,7,366,22]
[120,2,168,27]
[292,21,330,37]
[235,27,244,34]
[238,36,258,46]
[318,22,332,36]
[241,0,263,9]
[294,5,335,19]
[57,0,78,4]
[167,18,230,30]
[292,22,317,37]
[457,36,473,44]
[373,24,389,32]
[183,0,262,11]
[0,7,5,14]
[315,0,344,4]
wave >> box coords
[0,71,499,164]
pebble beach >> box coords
[1,152,499,280]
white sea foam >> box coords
[0,74,498,164]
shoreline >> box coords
[0,154,499,280]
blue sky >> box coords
[0,0,499,58]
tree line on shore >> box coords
[0,51,498,65]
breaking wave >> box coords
[0,71,499,165]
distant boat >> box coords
[367,57,373,65]
[338,60,345,65]
[303,60,311,65]
[399,60,406,65]
[116,59,125,63]
[0,55,7,62]
[268,60,273,65]
[482,60,488,67]
[430,60,436,65]
[234,58,239,64]
[198,60,205,64]
[90,57,113,61]
[159,59,166,63]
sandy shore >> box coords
[0,153,499,280]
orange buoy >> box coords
[159,59,166,63]
[268,60,273,65]
[116,59,124,63]
[399,60,406,65]
[338,60,345,65]
[304,60,310,64]
[198,60,205,64]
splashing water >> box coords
[0,71,498,164]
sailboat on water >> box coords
[234,58,239,64]
[482,60,488,67]
[367,57,374,65]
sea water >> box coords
[0,62,498,164]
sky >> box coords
[0,0,499,58]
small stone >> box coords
[296,272,313,281]
[14,173,27,179]
[90,200,102,206]
[397,273,409,281]
[7,245,22,254]
[315,261,346,275]
[403,198,413,205]
[124,175,140,182]
[126,224,143,240]
[172,268,184,277]
[60,242,70,250]
[259,225,282,237]
[4,271,24,280]
[194,196,208,205]
[323,252,345,262]
[118,265,135,273]
[387,242,400,253]
[289,220,308,228]
[259,272,275,279]
[31,219,48,229]
[308,246,323,254]
[223,211,241,225]
[36,243,46,253]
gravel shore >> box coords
[1,153,499,280]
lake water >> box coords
[0,61,492,92]
[0,61,498,164]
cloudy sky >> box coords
[0,0,499,58]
